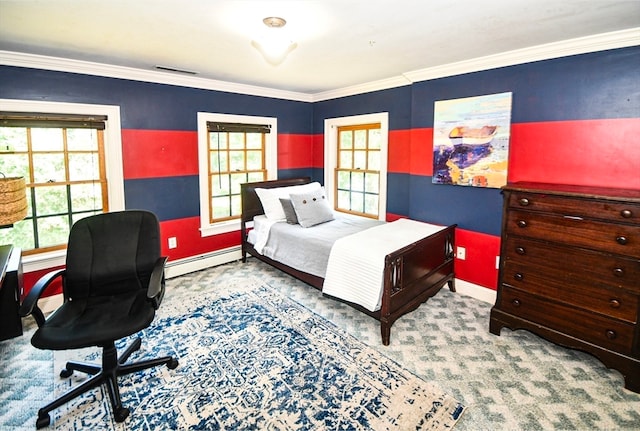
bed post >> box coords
[380,323,391,346]
[240,218,248,263]
[446,229,456,292]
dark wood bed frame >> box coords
[240,177,457,345]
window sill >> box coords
[22,249,67,273]
[200,219,241,237]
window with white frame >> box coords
[197,112,277,237]
[324,113,388,220]
[0,99,124,270]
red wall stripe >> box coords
[385,212,405,222]
[312,134,324,168]
[409,128,434,176]
[388,129,411,173]
[277,133,314,169]
[122,129,198,179]
[159,217,240,261]
[123,130,318,177]
[405,119,640,187]
[454,228,501,290]
[21,267,64,300]
[509,118,640,189]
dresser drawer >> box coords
[506,210,640,257]
[507,192,640,225]
[503,236,640,295]
[498,287,636,355]
[502,260,639,323]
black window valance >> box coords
[207,122,271,134]
[0,112,107,130]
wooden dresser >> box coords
[489,182,640,393]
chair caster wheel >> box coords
[114,407,130,422]
[60,368,73,378]
[36,413,50,429]
[167,358,178,370]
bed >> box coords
[240,177,457,345]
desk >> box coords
[0,245,23,341]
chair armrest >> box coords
[18,269,65,327]
[147,257,168,310]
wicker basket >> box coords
[0,176,28,225]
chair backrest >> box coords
[64,210,161,299]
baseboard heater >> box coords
[164,246,242,279]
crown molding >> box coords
[310,75,412,102]
[403,27,640,83]
[1,28,637,103]
[0,51,313,102]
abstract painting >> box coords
[432,92,512,188]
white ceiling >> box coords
[0,0,639,96]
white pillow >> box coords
[255,182,321,221]
[289,187,335,228]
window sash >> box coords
[206,124,267,223]
[335,123,381,218]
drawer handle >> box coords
[605,330,617,340]
[514,273,524,281]
[609,299,621,309]
[615,236,628,245]
[518,198,530,206]
[512,299,521,307]
[515,247,526,255]
[613,267,624,277]
[620,209,633,218]
[517,220,528,228]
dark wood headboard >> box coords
[240,177,311,223]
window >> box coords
[0,114,108,254]
[324,113,388,221]
[197,113,277,236]
[207,122,269,222]
[335,123,381,218]
[0,99,124,270]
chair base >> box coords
[36,337,178,429]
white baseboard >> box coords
[454,279,497,304]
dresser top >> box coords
[504,182,640,202]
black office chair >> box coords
[19,210,178,429]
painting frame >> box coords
[432,92,512,188]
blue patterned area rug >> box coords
[49,283,464,430]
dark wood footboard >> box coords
[240,178,456,345]
[379,224,456,345]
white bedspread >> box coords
[322,219,446,312]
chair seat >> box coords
[31,289,155,350]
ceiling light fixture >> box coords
[251,17,297,66]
